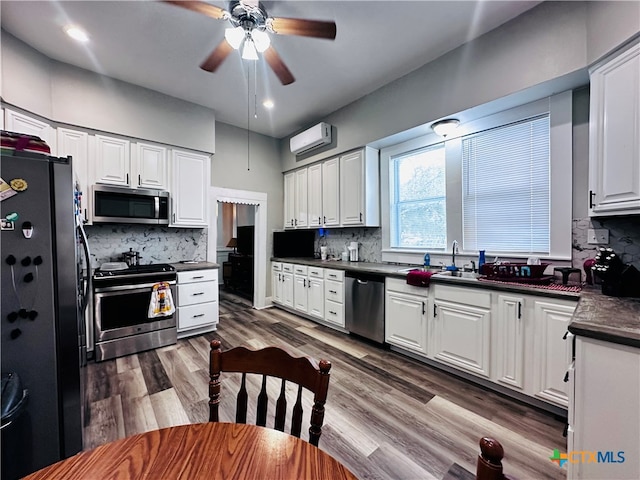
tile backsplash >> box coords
[572,217,640,270]
[315,228,382,263]
[85,225,208,268]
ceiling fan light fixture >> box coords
[251,29,271,53]
[431,119,460,137]
[224,26,245,49]
[241,39,259,60]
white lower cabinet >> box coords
[293,264,309,313]
[281,263,294,308]
[493,294,528,391]
[531,298,576,407]
[176,269,219,338]
[570,336,640,480]
[271,262,283,304]
[323,269,344,327]
[433,285,492,379]
[385,278,429,356]
[307,267,324,320]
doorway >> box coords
[208,187,267,309]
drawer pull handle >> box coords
[329,310,337,315]
[192,292,204,296]
[329,290,337,294]
[192,276,205,279]
[192,314,205,318]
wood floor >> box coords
[84,291,567,480]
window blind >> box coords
[462,115,550,254]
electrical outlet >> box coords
[587,228,609,244]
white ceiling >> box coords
[0,1,542,139]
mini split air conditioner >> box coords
[290,122,332,155]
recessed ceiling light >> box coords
[262,100,274,109]
[64,25,89,43]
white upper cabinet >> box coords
[93,134,131,187]
[295,168,308,228]
[4,108,56,154]
[340,146,380,226]
[322,157,340,226]
[284,172,296,229]
[132,142,168,190]
[170,149,210,227]
[589,41,640,216]
[307,163,323,228]
[57,128,91,224]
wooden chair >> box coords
[208,339,332,447]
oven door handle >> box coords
[94,280,176,293]
[77,223,92,313]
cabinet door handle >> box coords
[329,310,337,315]
[589,190,596,209]
[318,216,321,225]
[192,313,205,318]
[303,278,306,287]
[563,331,569,340]
[329,290,337,294]
[563,371,570,383]
[359,212,363,222]
[422,301,425,315]
[138,174,141,186]
[308,280,311,288]
[126,173,129,185]
[433,304,437,317]
[323,216,326,224]
[518,302,522,319]
[295,218,298,226]
[192,292,204,296]
[172,213,176,223]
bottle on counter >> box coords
[423,252,430,267]
[478,250,486,273]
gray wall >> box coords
[281,1,639,172]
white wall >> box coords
[280,1,639,172]
[1,31,216,153]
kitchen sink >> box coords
[436,270,481,279]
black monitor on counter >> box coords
[273,230,316,258]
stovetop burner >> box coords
[94,263,175,278]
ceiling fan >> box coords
[164,0,337,85]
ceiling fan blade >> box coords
[264,47,295,85]
[270,17,336,40]
[163,1,226,20]
[200,40,234,72]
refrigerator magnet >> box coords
[0,177,18,201]
[9,178,28,192]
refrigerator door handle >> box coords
[77,223,92,313]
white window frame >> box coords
[380,91,572,265]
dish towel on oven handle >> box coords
[148,282,175,318]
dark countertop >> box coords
[273,257,640,348]
[171,261,219,272]
[271,257,580,300]
[568,287,640,349]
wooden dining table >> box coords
[24,422,358,479]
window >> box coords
[381,91,572,264]
[390,144,446,249]
[462,115,550,254]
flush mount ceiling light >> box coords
[64,25,89,43]
[262,99,274,109]
[431,119,460,137]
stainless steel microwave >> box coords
[93,185,170,224]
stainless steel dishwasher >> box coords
[345,272,385,343]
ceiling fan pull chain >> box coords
[254,60,258,119]
[247,63,251,172]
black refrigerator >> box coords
[1,150,85,478]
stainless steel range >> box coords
[93,263,176,362]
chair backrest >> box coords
[209,339,332,446]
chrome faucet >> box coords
[451,240,459,267]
